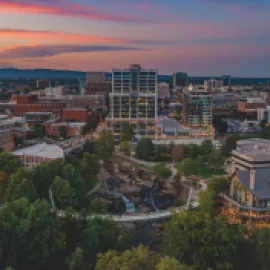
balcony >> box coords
[220,193,270,219]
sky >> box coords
[0,0,270,76]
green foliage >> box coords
[199,177,230,216]
[82,117,99,135]
[83,152,100,176]
[213,117,228,134]
[119,141,132,155]
[261,126,270,139]
[5,168,38,203]
[153,162,172,179]
[165,210,248,270]
[89,197,107,214]
[0,198,65,270]
[201,140,213,156]
[157,256,194,270]
[136,138,155,161]
[97,131,115,161]
[96,245,190,270]
[83,217,123,266]
[260,119,268,128]
[177,158,196,176]
[121,125,133,141]
[83,140,100,156]
[50,176,77,209]
[0,151,23,176]
[69,247,88,270]
[155,145,171,161]
[221,135,237,157]
[207,150,225,172]
[171,145,184,162]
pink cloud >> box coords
[0,0,150,22]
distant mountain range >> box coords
[0,68,269,85]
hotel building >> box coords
[106,64,158,140]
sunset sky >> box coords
[1,0,270,76]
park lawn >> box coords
[194,166,226,179]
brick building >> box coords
[238,98,266,113]
[15,95,66,116]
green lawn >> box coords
[193,166,226,179]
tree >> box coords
[69,247,88,270]
[89,197,107,213]
[199,177,230,217]
[82,117,99,135]
[119,141,132,156]
[171,145,184,162]
[155,145,170,161]
[0,170,7,183]
[13,135,24,148]
[156,256,194,270]
[83,140,100,155]
[253,228,270,270]
[260,119,268,128]
[153,163,172,179]
[50,176,77,209]
[261,126,270,139]
[177,158,196,176]
[83,217,123,266]
[0,198,65,270]
[0,151,23,175]
[165,210,248,270]
[97,131,115,161]
[207,150,225,172]
[5,168,38,203]
[121,125,133,141]
[96,245,160,270]
[83,152,100,176]
[201,140,213,156]
[136,138,154,161]
[213,117,228,134]
[221,135,237,157]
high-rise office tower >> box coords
[173,72,188,87]
[182,89,213,127]
[221,75,231,87]
[85,72,111,94]
[106,64,158,139]
[204,79,223,90]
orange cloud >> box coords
[0,29,126,44]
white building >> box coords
[157,82,169,98]
[258,106,270,122]
[204,79,222,91]
[13,143,64,168]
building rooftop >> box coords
[237,169,270,199]
[233,139,270,162]
[13,143,64,159]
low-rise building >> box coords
[220,168,270,228]
[238,97,266,113]
[62,108,88,122]
[13,143,65,168]
[231,139,270,171]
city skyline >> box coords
[1,0,270,76]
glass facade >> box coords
[107,64,158,138]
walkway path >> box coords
[56,206,186,223]
[86,168,107,196]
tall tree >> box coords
[136,138,155,161]
[153,162,172,180]
[0,151,23,175]
[201,140,213,156]
[120,125,133,141]
[261,126,270,139]
[83,217,122,266]
[5,168,37,203]
[165,210,247,270]
[50,176,77,209]
[68,247,88,270]
[171,145,184,162]
[177,158,196,176]
[83,152,100,176]
[221,135,237,157]
[119,141,132,156]
[0,198,65,270]
[97,131,115,161]
[96,245,160,270]
[207,150,225,172]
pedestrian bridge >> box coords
[56,207,186,223]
